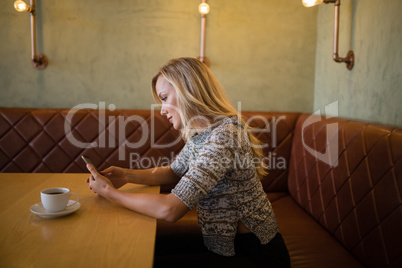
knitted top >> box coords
[171,116,278,256]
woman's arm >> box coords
[125,166,181,186]
[99,165,181,188]
[87,164,189,222]
[107,191,189,222]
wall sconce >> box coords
[303,0,354,70]
[198,0,210,66]
[14,0,48,70]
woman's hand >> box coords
[99,166,128,189]
[85,164,116,197]
[85,164,189,221]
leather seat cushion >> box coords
[272,194,364,267]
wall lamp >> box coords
[198,0,211,66]
[14,0,48,70]
[303,0,354,70]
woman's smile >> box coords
[155,76,182,130]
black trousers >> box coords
[154,232,290,268]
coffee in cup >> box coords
[41,187,79,212]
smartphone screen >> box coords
[81,155,99,173]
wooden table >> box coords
[0,173,159,268]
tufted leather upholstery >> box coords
[289,114,402,267]
[0,108,299,193]
[242,111,301,192]
[1,108,401,267]
[0,108,184,173]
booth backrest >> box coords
[288,113,402,267]
[242,111,301,192]
[0,108,184,173]
[0,108,300,193]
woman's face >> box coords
[155,76,183,130]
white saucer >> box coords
[30,200,81,218]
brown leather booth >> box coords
[0,108,401,267]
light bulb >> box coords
[302,0,323,7]
[14,0,31,12]
[198,3,210,15]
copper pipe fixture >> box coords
[332,0,354,70]
[198,0,210,66]
[303,0,354,70]
[14,0,48,70]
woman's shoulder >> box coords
[213,115,243,132]
[190,115,243,143]
[207,116,246,142]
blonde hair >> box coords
[151,57,267,178]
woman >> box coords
[86,57,290,267]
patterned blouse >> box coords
[171,116,278,256]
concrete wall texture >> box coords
[314,0,402,126]
[1,0,401,126]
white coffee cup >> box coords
[41,187,79,213]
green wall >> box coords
[314,0,402,126]
[0,0,317,113]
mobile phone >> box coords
[81,155,99,173]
